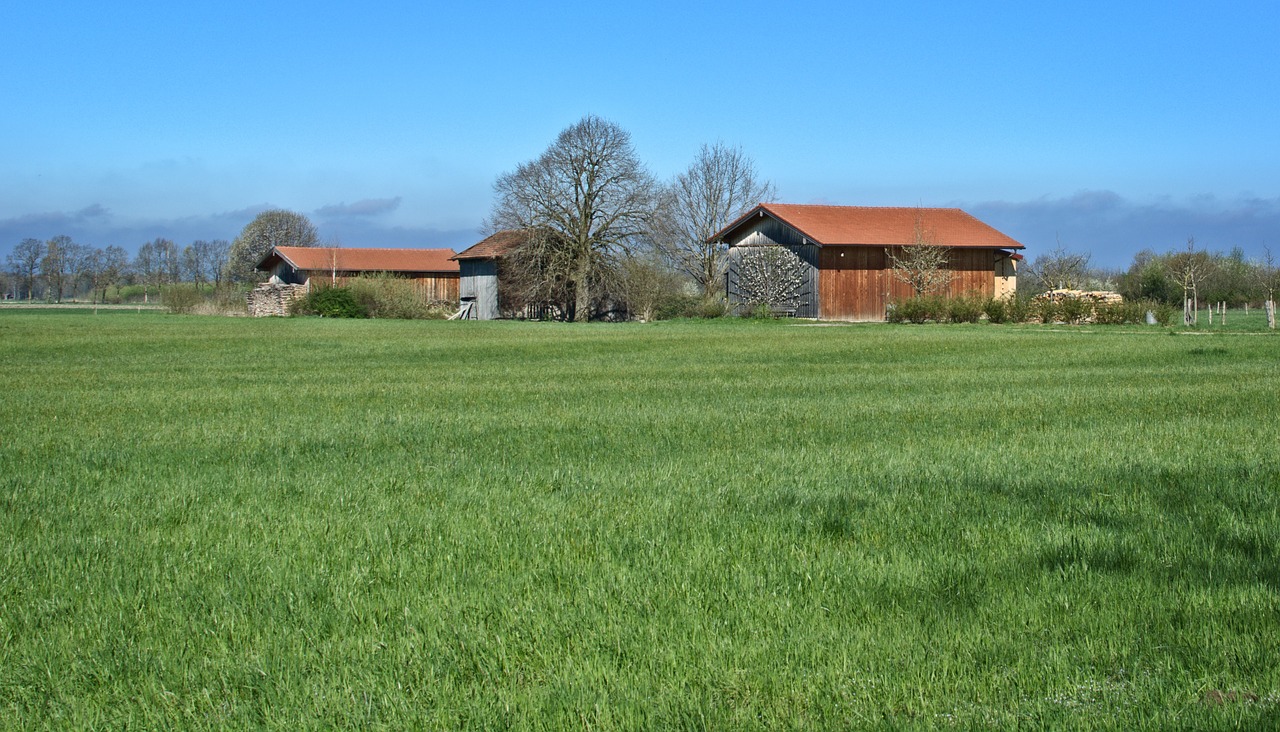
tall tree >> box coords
[225,210,319,283]
[653,143,775,296]
[157,239,181,285]
[78,248,105,303]
[488,115,656,321]
[40,236,79,303]
[134,240,163,303]
[1118,248,1177,303]
[204,239,231,288]
[7,238,44,300]
[101,245,130,301]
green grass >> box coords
[2,311,1278,729]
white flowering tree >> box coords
[737,245,808,313]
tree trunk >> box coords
[574,278,590,322]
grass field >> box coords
[2,311,1278,729]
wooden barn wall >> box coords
[459,260,499,320]
[302,270,460,302]
[724,218,819,317]
[819,247,997,321]
[409,274,460,302]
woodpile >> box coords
[1036,289,1123,304]
[247,283,308,317]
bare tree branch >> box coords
[652,143,775,295]
[886,216,953,296]
[487,116,656,321]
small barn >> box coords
[255,246,460,301]
[713,204,1024,321]
[451,230,529,320]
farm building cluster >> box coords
[248,203,1025,320]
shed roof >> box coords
[712,203,1024,250]
[452,229,531,260]
[257,246,460,273]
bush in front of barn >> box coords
[292,286,368,318]
[347,274,453,319]
[888,295,944,323]
[944,294,985,323]
[982,297,1009,323]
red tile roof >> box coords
[713,203,1024,249]
[452,230,531,260]
[263,246,459,273]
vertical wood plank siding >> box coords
[723,218,820,318]
[410,275,460,302]
[819,246,996,320]
[306,270,459,302]
[459,260,499,319]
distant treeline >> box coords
[4,236,231,303]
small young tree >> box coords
[1166,237,1213,324]
[737,245,808,313]
[886,217,952,296]
[1257,246,1279,329]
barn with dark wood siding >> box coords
[255,246,460,301]
[713,203,1024,321]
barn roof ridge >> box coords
[711,202,1024,250]
[258,245,459,273]
[452,228,542,260]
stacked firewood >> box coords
[1035,289,1123,304]
[246,283,308,317]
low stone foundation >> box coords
[247,283,308,317]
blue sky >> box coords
[2,0,1278,268]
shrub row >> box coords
[887,295,1176,326]
[160,284,254,316]
[653,294,729,320]
[292,275,454,319]
[887,295,995,324]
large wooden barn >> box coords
[713,204,1024,321]
[255,246,460,301]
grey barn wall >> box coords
[723,218,819,318]
[459,260,499,320]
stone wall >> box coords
[247,283,308,317]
